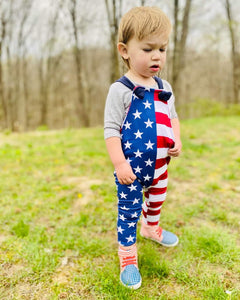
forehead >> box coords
[130,33,169,46]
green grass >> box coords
[0,116,240,299]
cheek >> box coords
[135,53,148,66]
[131,55,144,68]
[161,53,167,63]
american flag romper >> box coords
[115,76,175,246]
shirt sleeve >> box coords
[162,80,178,119]
[104,82,131,139]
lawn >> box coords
[0,116,239,299]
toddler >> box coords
[104,6,182,289]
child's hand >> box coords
[115,161,137,185]
[168,140,182,157]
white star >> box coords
[123,121,131,129]
[143,174,151,181]
[118,226,125,234]
[134,130,143,139]
[134,166,142,173]
[126,157,132,164]
[145,140,154,149]
[128,222,136,228]
[132,94,139,100]
[144,119,154,128]
[145,158,154,167]
[126,235,135,243]
[131,212,138,218]
[133,198,140,205]
[124,141,132,149]
[133,110,142,119]
[120,192,127,199]
[119,214,126,221]
[120,205,129,210]
[134,149,143,158]
[128,184,137,192]
[143,100,152,109]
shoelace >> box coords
[156,226,163,238]
[121,255,137,268]
[119,245,138,270]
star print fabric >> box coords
[116,176,143,245]
[116,76,175,246]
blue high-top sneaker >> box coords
[118,243,142,289]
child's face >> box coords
[120,32,169,81]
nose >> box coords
[151,50,161,60]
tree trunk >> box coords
[172,0,192,104]
[105,0,121,83]
[225,0,240,104]
[70,0,90,126]
[0,18,7,128]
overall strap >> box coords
[116,76,135,90]
[116,76,171,101]
[116,76,163,90]
[153,76,164,89]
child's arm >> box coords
[105,137,137,185]
[168,118,182,157]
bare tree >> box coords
[0,2,8,128]
[171,0,192,103]
[68,0,91,126]
[0,0,16,130]
[15,0,34,131]
[0,0,35,131]
[105,0,122,83]
[38,0,64,126]
[225,0,240,104]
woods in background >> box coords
[0,0,239,131]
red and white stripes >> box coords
[142,91,175,225]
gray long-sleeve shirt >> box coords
[104,77,178,140]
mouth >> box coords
[150,65,160,72]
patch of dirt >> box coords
[1,262,26,278]
[64,176,103,213]
[0,235,7,244]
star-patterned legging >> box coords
[115,166,168,246]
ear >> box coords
[117,42,129,59]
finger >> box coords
[168,151,177,157]
[128,177,135,184]
[169,148,178,154]
[121,178,133,185]
[168,150,175,155]
[131,174,137,181]
[171,151,180,157]
[119,179,124,185]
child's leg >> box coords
[115,176,143,288]
[142,169,168,226]
[141,168,178,247]
[115,176,143,246]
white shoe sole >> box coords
[140,232,179,247]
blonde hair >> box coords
[118,7,172,68]
[118,6,172,44]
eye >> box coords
[143,48,152,52]
[160,48,166,52]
